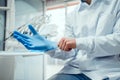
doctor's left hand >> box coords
[13,25,57,52]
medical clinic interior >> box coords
[0,0,120,80]
[0,0,79,80]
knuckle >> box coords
[66,42,70,46]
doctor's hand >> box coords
[58,37,76,51]
[13,25,57,52]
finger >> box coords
[64,42,71,51]
[15,36,26,45]
[13,34,28,42]
[28,25,44,40]
[24,45,41,50]
[13,31,29,39]
[28,25,38,35]
[25,45,46,52]
[58,38,65,46]
[62,39,67,50]
[58,38,65,50]
[14,34,32,46]
[24,44,33,50]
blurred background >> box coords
[0,0,79,80]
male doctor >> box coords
[13,0,120,80]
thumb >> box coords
[28,25,38,35]
[28,25,45,40]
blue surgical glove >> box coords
[13,25,57,52]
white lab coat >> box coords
[47,0,120,80]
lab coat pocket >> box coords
[96,13,117,36]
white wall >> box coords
[15,0,43,27]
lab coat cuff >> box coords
[76,37,94,52]
[46,49,56,57]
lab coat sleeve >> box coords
[46,11,77,60]
[47,11,79,60]
[76,13,120,57]
[47,49,76,60]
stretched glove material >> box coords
[13,25,57,52]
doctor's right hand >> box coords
[13,25,57,52]
[58,37,76,51]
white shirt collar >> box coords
[79,0,97,11]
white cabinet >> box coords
[0,56,14,80]
[0,52,45,80]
